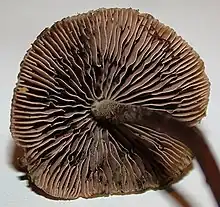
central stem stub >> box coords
[91,99,120,122]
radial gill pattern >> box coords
[10,8,210,199]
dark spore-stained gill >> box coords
[10,8,210,200]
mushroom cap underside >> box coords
[10,8,210,199]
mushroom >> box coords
[10,8,210,199]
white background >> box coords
[0,0,220,206]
